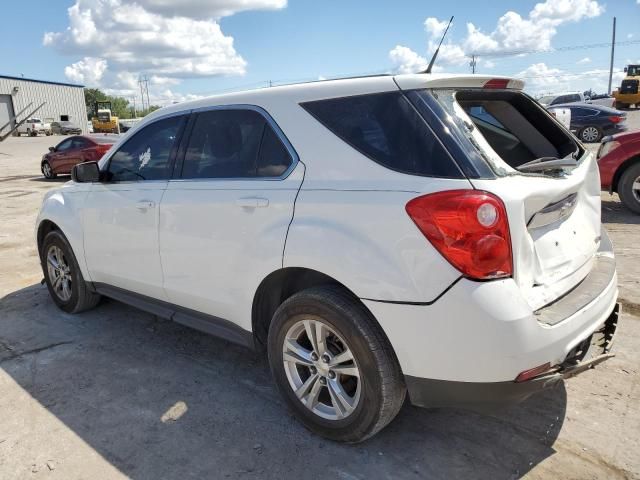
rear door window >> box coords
[181,109,293,179]
[301,92,462,178]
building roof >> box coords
[0,74,84,88]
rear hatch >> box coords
[398,77,602,311]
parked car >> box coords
[51,121,82,135]
[552,102,627,142]
[546,106,572,129]
[16,118,51,136]
[36,74,619,442]
[538,92,615,108]
[598,130,640,213]
[40,135,118,179]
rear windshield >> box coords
[427,89,581,174]
[301,92,463,178]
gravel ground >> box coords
[1,117,640,479]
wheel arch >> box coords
[251,267,378,350]
[611,154,640,193]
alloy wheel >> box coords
[581,126,599,142]
[632,175,640,203]
[42,163,52,178]
[46,245,73,301]
[282,319,361,420]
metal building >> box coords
[0,74,87,136]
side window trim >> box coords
[172,104,299,182]
[103,110,190,183]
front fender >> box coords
[36,184,91,280]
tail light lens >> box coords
[608,115,625,124]
[406,190,512,280]
[95,144,112,156]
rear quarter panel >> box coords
[284,186,467,303]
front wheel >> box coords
[580,125,602,143]
[42,161,56,179]
[618,162,640,214]
[268,286,405,443]
[40,230,101,313]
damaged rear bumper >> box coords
[405,303,620,413]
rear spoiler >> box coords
[394,74,525,91]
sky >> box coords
[0,0,639,106]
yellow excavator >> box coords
[92,101,120,134]
[613,64,640,109]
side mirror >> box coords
[72,161,100,183]
[49,147,55,152]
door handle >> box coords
[236,197,269,208]
[136,200,156,210]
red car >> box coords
[41,135,119,179]
[598,130,640,213]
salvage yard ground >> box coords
[1,116,640,479]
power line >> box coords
[470,39,640,59]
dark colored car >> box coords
[598,130,640,213]
[51,121,82,135]
[553,103,627,143]
[41,135,119,179]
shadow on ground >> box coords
[1,284,567,479]
[602,198,640,225]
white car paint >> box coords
[36,72,617,391]
[547,106,572,129]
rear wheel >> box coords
[618,162,640,214]
[580,126,602,143]
[42,161,56,179]
[40,230,101,313]
[268,286,405,443]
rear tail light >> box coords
[96,144,112,156]
[608,116,625,124]
[406,190,512,280]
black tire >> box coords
[618,162,640,214]
[579,125,602,143]
[40,230,101,313]
[268,286,405,443]
[41,161,57,179]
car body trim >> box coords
[92,283,254,348]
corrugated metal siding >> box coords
[0,77,88,134]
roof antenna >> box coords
[422,16,454,74]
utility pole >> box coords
[470,55,477,74]
[608,16,616,94]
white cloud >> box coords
[64,57,108,84]
[629,33,635,39]
[424,17,449,39]
[389,45,428,74]
[389,0,604,74]
[482,60,496,69]
[464,0,604,55]
[134,0,286,19]
[577,57,591,64]
[516,62,625,95]
[45,0,287,104]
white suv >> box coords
[36,74,619,442]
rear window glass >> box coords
[429,89,580,173]
[301,92,462,178]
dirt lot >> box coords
[1,123,640,479]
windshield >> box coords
[537,95,555,104]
